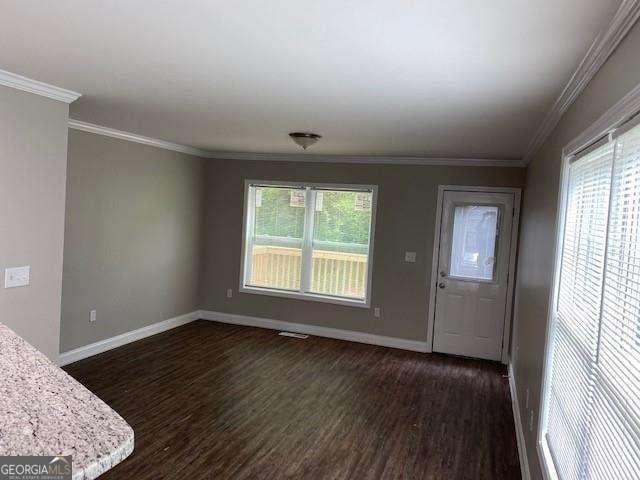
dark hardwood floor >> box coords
[64,320,520,480]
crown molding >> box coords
[0,69,81,103]
[68,119,211,157]
[202,150,526,167]
[523,0,640,163]
[69,119,525,167]
[564,80,640,157]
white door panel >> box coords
[476,297,497,339]
[432,191,515,361]
[440,292,464,334]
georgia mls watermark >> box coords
[0,456,71,480]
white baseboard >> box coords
[58,309,427,366]
[509,363,531,480]
[198,310,428,353]
[58,311,200,366]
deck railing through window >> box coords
[249,236,368,298]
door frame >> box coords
[425,185,522,364]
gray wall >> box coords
[512,21,640,480]
[0,86,70,361]
[60,130,204,352]
[200,159,525,341]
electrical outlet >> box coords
[525,387,530,409]
[226,288,233,298]
[89,309,97,323]
[373,307,382,318]
[529,410,535,432]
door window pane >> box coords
[310,190,372,299]
[449,205,499,280]
[247,186,305,290]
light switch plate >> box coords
[5,266,30,288]
[404,251,417,263]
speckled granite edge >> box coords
[0,323,135,480]
[73,433,134,480]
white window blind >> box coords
[542,120,640,480]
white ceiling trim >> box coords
[0,69,81,103]
[202,151,526,167]
[523,0,640,163]
[68,120,211,157]
[68,119,525,167]
[563,80,640,157]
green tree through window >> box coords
[254,187,305,239]
[314,191,371,245]
[254,187,372,245]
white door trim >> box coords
[425,185,522,363]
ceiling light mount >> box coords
[289,132,322,150]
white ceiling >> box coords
[1,1,620,160]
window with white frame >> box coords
[540,117,640,479]
[241,181,377,306]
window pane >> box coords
[544,143,614,480]
[557,145,613,352]
[449,205,499,280]
[591,124,640,478]
[247,186,305,290]
[309,190,372,299]
[539,138,640,480]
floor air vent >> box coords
[278,332,309,339]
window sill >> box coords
[239,285,370,308]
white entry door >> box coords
[432,190,516,361]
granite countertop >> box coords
[0,323,134,480]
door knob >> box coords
[438,282,446,289]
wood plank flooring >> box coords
[64,320,521,480]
